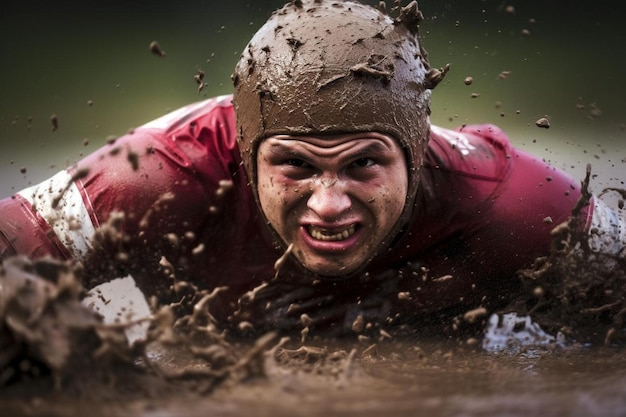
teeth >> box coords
[309,225,356,241]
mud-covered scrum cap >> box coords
[233,0,447,223]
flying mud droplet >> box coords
[194,69,206,93]
[397,291,411,300]
[50,114,59,131]
[497,70,511,80]
[535,117,551,129]
[379,329,392,341]
[300,314,313,328]
[432,274,453,283]
[51,168,91,209]
[463,307,488,324]
[149,41,166,57]
[464,76,473,85]
[424,63,450,90]
[352,315,365,334]
[215,179,234,198]
[192,243,205,256]
[159,256,175,279]
[377,1,387,14]
[273,243,294,278]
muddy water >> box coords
[3,336,626,417]
[215,347,626,417]
[162,344,626,417]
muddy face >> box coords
[257,133,408,276]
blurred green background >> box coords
[1,0,624,198]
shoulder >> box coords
[426,123,513,181]
[130,95,240,174]
[415,123,516,227]
[139,95,235,134]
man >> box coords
[0,0,623,335]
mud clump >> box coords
[0,257,140,390]
[535,116,550,128]
[0,255,367,413]
[510,166,626,345]
[0,256,276,401]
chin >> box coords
[303,261,363,279]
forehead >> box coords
[259,132,402,153]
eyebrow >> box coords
[349,142,392,158]
[267,141,393,158]
[267,143,302,156]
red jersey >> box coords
[0,96,599,333]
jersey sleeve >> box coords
[462,124,624,261]
[400,124,586,310]
[454,124,582,260]
[0,96,243,278]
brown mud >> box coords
[511,165,626,345]
[2,329,626,417]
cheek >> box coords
[371,179,407,221]
[389,168,409,211]
[258,174,278,212]
[379,186,404,211]
[258,174,297,213]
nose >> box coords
[307,176,351,220]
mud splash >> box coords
[0,257,133,387]
[0,255,276,393]
[0,255,385,416]
[510,165,626,345]
[0,168,624,415]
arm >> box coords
[491,150,625,261]
[0,190,73,261]
[0,132,209,286]
[0,97,240,290]
[451,124,624,263]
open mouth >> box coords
[308,224,356,241]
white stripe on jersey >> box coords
[140,95,232,130]
[588,197,626,257]
[18,170,96,259]
[430,125,477,156]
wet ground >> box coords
[0,245,624,417]
[2,335,626,417]
[170,343,626,417]
[1,253,624,417]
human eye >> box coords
[285,158,310,168]
[350,157,375,168]
[279,157,317,180]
